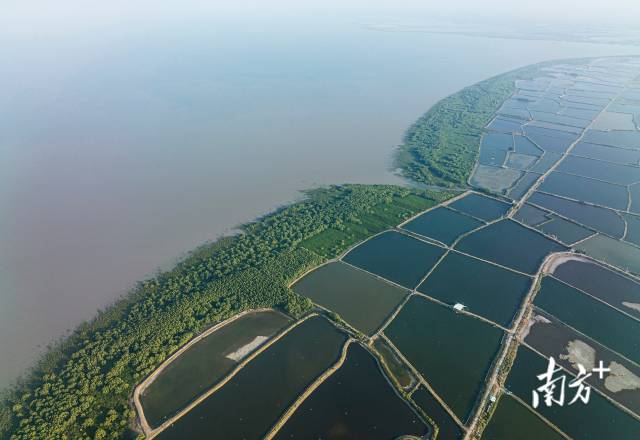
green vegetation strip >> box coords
[396,63,545,187]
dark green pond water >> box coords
[551,258,640,320]
[506,345,640,439]
[274,343,428,440]
[482,395,565,440]
[539,172,629,210]
[402,207,483,245]
[343,231,446,289]
[448,194,512,222]
[528,192,625,238]
[418,251,531,327]
[385,295,504,422]
[141,310,291,427]
[535,277,640,364]
[155,316,347,440]
[556,155,640,185]
[455,220,566,275]
[525,309,640,415]
[536,215,595,245]
[292,261,407,335]
[411,386,464,440]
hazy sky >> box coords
[2,0,640,38]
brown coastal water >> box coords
[1,10,638,386]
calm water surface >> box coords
[1,12,639,386]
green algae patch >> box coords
[292,261,407,335]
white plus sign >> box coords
[592,361,611,380]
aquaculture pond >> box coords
[155,316,347,440]
[479,145,508,167]
[538,171,629,210]
[140,310,291,427]
[524,309,640,415]
[530,111,590,129]
[582,129,640,149]
[514,135,543,156]
[536,215,595,245]
[631,184,640,213]
[525,131,574,154]
[559,107,600,120]
[342,231,445,289]
[373,338,416,390]
[530,152,562,173]
[292,261,407,335]
[506,152,537,171]
[592,111,636,130]
[273,343,429,440]
[550,257,640,319]
[527,121,582,136]
[528,192,625,238]
[487,117,523,133]
[448,193,511,222]
[623,213,640,246]
[513,204,551,227]
[455,220,566,275]
[401,206,483,245]
[576,235,640,275]
[506,346,640,440]
[384,295,503,421]
[470,165,523,194]
[572,142,640,165]
[556,155,640,185]
[483,133,514,150]
[535,277,640,364]
[418,251,531,327]
[507,172,540,200]
[482,395,566,440]
[411,386,464,440]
